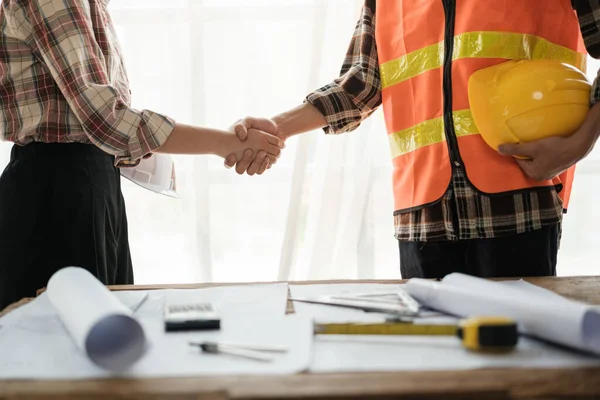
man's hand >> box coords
[224,116,286,176]
[498,103,600,181]
[224,104,327,174]
[497,137,580,181]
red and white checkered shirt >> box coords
[0,0,175,166]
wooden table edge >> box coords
[1,367,600,399]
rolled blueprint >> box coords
[47,267,147,370]
[404,273,600,355]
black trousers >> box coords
[0,142,133,310]
[398,224,559,279]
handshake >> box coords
[223,116,286,176]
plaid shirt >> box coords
[0,0,175,166]
[307,0,600,242]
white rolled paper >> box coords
[47,267,147,370]
[404,273,600,355]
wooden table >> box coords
[1,277,600,400]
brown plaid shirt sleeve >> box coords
[306,0,600,241]
[1,0,174,165]
[305,0,381,134]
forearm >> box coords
[579,70,600,158]
[573,102,600,160]
[155,122,235,158]
[271,103,327,140]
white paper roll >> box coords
[47,267,147,370]
[404,273,600,355]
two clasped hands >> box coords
[213,103,327,175]
[223,117,285,176]
[156,103,326,175]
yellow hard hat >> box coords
[468,60,591,151]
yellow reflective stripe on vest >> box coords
[388,109,477,158]
[380,31,586,90]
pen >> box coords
[190,342,274,362]
[131,293,149,313]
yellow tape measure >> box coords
[314,316,518,352]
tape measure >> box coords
[314,316,518,352]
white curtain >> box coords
[0,0,597,283]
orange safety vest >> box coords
[376,0,587,213]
